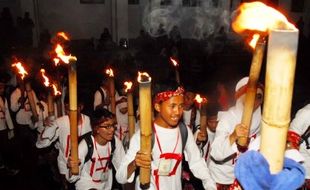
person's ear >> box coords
[154,103,160,112]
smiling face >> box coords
[154,95,184,128]
[95,118,116,144]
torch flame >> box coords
[53,58,60,66]
[40,69,50,87]
[124,81,133,93]
[170,57,178,67]
[195,94,207,104]
[137,72,151,83]
[12,62,28,80]
[52,84,61,96]
[105,68,114,77]
[232,1,297,48]
[55,44,77,64]
[57,32,69,41]
[249,34,261,49]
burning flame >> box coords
[57,32,69,41]
[40,69,50,87]
[53,58,60,66]
[12,62,28,80]
[232,1,297,48]
[52,84,61,96]
[137,72,151,83]
[124,81,133,93]
[170,57,178,67]
[195,94,207,104]
[54,44,77,64]
[105,68,114,77]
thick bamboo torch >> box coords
[232,1,299,173]
[260,28,299,173]
[106,68,116,114]
[170,57,180,84]
[238,39,266,146]
[124,81,135,139]
[137,72,152,189]
[195,94,208,133]
[54,41,79,175]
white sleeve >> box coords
[209,118,237,160]
[115,130,140,184]
[36,118,59,148]
[5,99,14,130]
[290,106,310,135]
[10,88,21,112]
[185,127,216,190]
[112,138,126,182]
[93,90,102,110]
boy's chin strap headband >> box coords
[154,87,184,104]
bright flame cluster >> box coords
[54,44,77,64]
[124,81,133,93]
[170,57,179,67]
[195,94,207,104]
[137,72,151,83]
[105,68,114,77]
[40,69,61,96]
[11,62,28,80]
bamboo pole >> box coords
[127,91,135,139]
[47,91,54,117]
[260,29,299,174]
[238,41,266,146]
[138,73,152,189]
[200,102,207,133]
[109,76,116,114]
[175,69,180,85]
[25,82,39,121]
[68,60,79,175]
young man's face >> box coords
[183,92,195,110]
[155,95,184,128]
[207,115,218,133]
[96,118,116,142]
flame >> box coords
[57,32,69,41]
[170,57,178,67]
[52,84,61,96]
[195,94,207,104]
[105,68,114,77]
[137,72,151,83]
[12,62,28,80]
[40,69,50,87]
[249,34,261,49]
[54,44,77,64]
[53,58,60,66]
[232,1,297,48]
[124,81,133,93]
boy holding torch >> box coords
[116,81,216,190]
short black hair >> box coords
[91,108,114,128]
[206,103,220,117]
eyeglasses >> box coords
[98,124,116,130]
[256,93,263,100]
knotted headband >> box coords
[154,87,185,104]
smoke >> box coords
[142,0,231,40]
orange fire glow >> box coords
[169,57,178,67]
[124,81,133,93]
[105,68,114,77]
[40,69,50,87]
[52,84,61,96]
[232,1,297,48]
[137,72,151,83]
[54,44,77,64]
[195,94,207,104]
[57,32,69,41]
[53,58,60,66]
[12,62,28,80]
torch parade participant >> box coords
[116,80,216,190]
[208,77,264,189]
[182,87,200,132]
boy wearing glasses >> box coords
[67,108,125,190]
[116,81,216,190]
[208,77,264,189]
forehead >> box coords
[163,95,184,104]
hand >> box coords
[43,116,54,127]
[37,102,44,111]
[135,151,151,169]
[197,130,207,143]
[230,124,249,145]
[203,179,217,190]
[67,156,81,169]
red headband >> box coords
[154,87,184,104]
[235,83,264,100]
[287,130,301,150]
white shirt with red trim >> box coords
[68,136,125,190]
[116,123,216,190]
[0,96,14,131]
[290,104,310,179]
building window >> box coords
[128,0,139,5]
[160,0,172,6]
[183,0,201,7]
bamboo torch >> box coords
[124,81,135,139]
[195,94,208,133]
[137,72,152,189]
[54,40,79,174]
[106,68,116,114]
[232,1,299,173]
[170,57,180,84]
